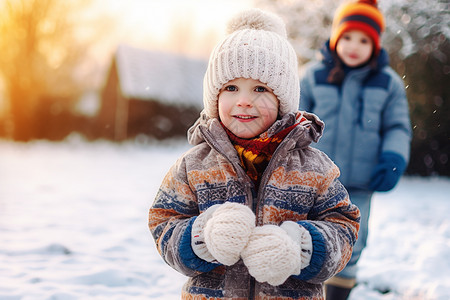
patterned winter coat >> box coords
[148,111,360,300]
[300,42,412,189]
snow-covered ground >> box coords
[1,136,449,300]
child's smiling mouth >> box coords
[233,115,257,121]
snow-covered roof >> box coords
[115,44,207,108]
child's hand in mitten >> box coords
[370,151,406,192]
[192,202,255,266]
[241,222,312,286]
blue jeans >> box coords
[336,189,373,280]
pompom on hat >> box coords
[203,8,300,119]
[329,0,385,54]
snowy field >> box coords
[1,136,449,300]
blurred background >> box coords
[0,0,448,177]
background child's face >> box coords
[336,30,374,67]
[218,78,279,139]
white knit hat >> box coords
[203,8,300,119]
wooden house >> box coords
[98,44,207,140]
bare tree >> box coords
[0,0,109,140]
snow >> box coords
[1,136,449,300]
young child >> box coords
[299,1,412,299]
[149,8,360,300]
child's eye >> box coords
[224,85,237,92]
[255,86,267,92]
[360,38,370,44]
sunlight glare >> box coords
[102,0,255,58]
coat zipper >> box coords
[200,125,297,300]
[200,126,257,299]
[254,128,298,225]
[199,126,255,206]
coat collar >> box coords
[187,111,324,150]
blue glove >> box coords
[370,152,406,192]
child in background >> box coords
[299,1,412,299]
[149,8,360,300]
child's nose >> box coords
[236,92,253,107]
[350,40,359,49]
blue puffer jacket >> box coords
[300,42,412,190]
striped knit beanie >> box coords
[329,0,385,54]
[203,8,299,119]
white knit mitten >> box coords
[191,204,220,262]
[241,224,301,286]
[279,221,312,270]
[192,202,255,265]
[204,202,255,265]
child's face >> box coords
[336,30,374,67]
[218,78,279,139]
